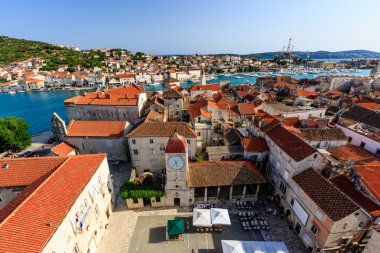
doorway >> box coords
[174,198,181,206]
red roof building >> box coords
[165,134,187,153]
[0,154,110,253]
[66,120,128,137]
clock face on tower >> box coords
[168,155,184,170]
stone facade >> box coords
[128,136,196,174]
[65,136,129,161]
[65,92,147,123]
[165,151,194,207]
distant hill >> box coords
[0,36,105,70]
[246,50,380,60]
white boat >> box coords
[235,76,243,79]
[149,82,161,86]
[8,90,16,94]
[18,90,25,93]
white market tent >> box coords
[221,240,289,253]
[193,208,212,227]
[221,240,246,253]
[211,208,231,225]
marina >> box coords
[0,69,371,134]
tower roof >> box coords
[165,133,187,153]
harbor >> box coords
[0,69,371,134]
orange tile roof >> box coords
[127,122,197,138]
[64,86,143,106]
[242,137,269,152]
[355,165,380,201]
[0,154,106,253]
[200,109,212,118]
[330,144,380,165]
[66,120,127,137]
[51,142,76,156]
[118,73,135,79]
[0,157,66,187]
[189,84,220,92]
[266,125,316,161]
[331,175,380,217]
[297,90,318,97]
[238,102,256,115]
[357,102,380,110]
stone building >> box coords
[0,154,115,253]
[127,122,197,173]
[161,133,267,207]
[163,88,184,121]
[51,113,132,161]
[64,85,147,123]
[287,168,372,252]
[297,128,348,150]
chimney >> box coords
[2,163,9,169]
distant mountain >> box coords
[246,50,380,60]
[0,36,105,70]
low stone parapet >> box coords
[151,197,174,208]
[126,198,144,209]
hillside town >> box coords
[1,45,380,93]
[0,52,380,253]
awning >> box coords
[167,219,184,237]
[221,240,289,253]
[193,208,212,227]
[211,208,231,225]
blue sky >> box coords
[1,0,379,54]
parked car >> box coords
[18,151,33,158]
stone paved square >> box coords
[97,206,308,253]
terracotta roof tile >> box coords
[51,142,76,156]
[165,135,187,153]
[266,125,316,161]
[145,110,165,123]
[0,157,66,187]
[0,154,107,253]
[189,84,220,92]
[242,137,269,152]
[331,175,380,217]
[298,128,347,142]
[293,168,360,221]
[67,120,127,137]
[64,86,143,106]
[238,102,256,115]
[127,122,196,138]
[330,144,380,164]
[355,165,380,202]
[163,88,183,99]
[188,161,266,187]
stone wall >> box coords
[151,197,174,208]
[65,136,128,161]
[126,198,144,209]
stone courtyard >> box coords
[97,202,307,253]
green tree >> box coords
[196,153,205,162]
[0,117,32,152]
